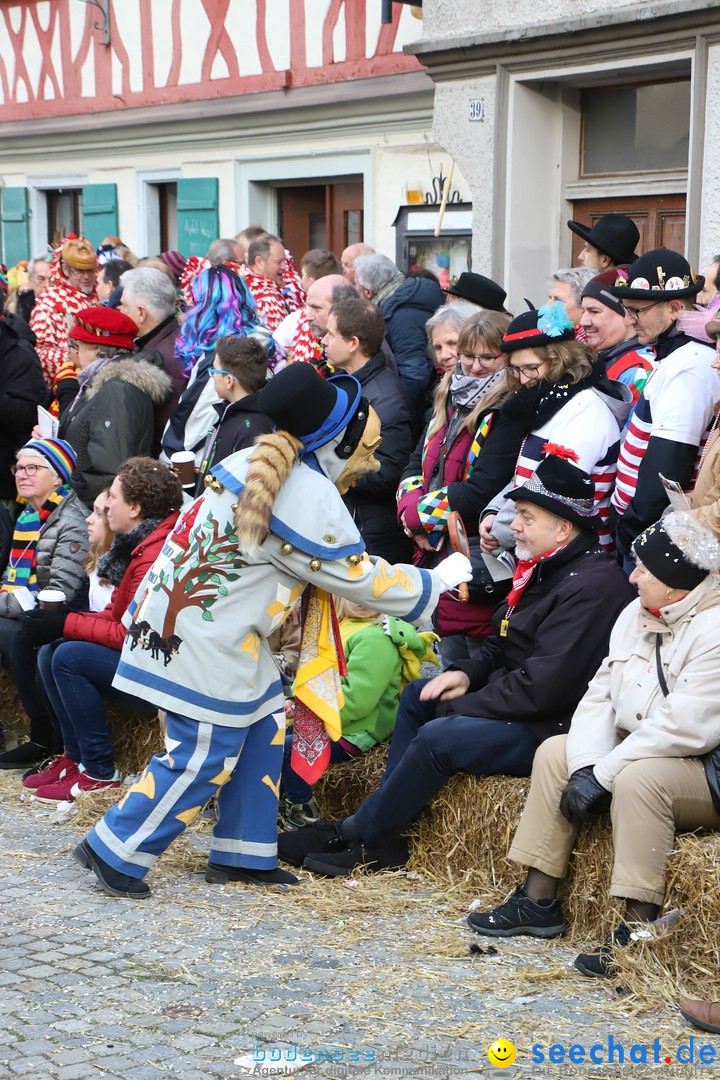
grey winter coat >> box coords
[0,490,89,618]
[59,356,172,508]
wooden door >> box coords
[278,187,327,263]
[570,194,686,262]
[278,180,364,263]
[327,182,364,252]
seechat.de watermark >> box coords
[531,1035,719,1069]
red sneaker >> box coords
[23,754,79,791]
[33,768,120,803]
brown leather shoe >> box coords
[679,999,720,1034]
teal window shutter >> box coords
[82,184,118,248]
[1,188,30,267]
[177,178,219,257]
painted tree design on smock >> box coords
[152,511,246,639]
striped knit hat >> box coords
[21,438,77,484]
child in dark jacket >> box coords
[196,334,274,493]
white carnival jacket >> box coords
[112,447,441,727]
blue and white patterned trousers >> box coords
[86,709,285,879]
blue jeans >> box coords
[36,639,155,778]
[281,730,355,804]
[0,617,59,749]
[353,678,540,846]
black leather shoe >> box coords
[73,840,151,900]
[205,862,298,886]
[303,837,409,878]
[574,923,632,977]
[0,742,50,770]
[277,821,346,867]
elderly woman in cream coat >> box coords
[466,512,720,979]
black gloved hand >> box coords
[19,607,68,647]
[559,765,611,830]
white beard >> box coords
[514,540,532,560]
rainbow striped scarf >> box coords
[2,487,68,593]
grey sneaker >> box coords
[467,884,566,939]
[282,797,321,831]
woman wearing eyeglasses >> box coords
[0,438,88,768]
[397,310,523,663]
[480,303,632,554]
[58,305,172,509]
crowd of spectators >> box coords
[3,216,720,1028]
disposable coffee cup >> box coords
[37,588,67,610]
[170,451,196,488]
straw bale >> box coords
[105,703,165,776]
[0,670,28,742]
[315,743,388,819]
[609,832,720,1006]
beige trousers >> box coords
[508,734,720,906]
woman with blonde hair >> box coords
[397,310,525,663]
[480,303,632,553]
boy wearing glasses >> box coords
[196,335,274,494]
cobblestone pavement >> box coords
[0,773,701,1080]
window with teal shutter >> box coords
[177,178,219,257]
[82,184,118,248]
[1,188,30,267]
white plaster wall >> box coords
[431,75,496,274]
[698,42,720,265]
[422,0,676,38]
[504,81,567,312]
[13,127,443,261]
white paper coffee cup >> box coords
[37,588,67,610]
[170,451,196,487]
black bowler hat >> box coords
[499,303,575,353]
[257,364,362,455]
[567,213,639,265]
[445,272,507,312]
[609,248,704,301]
[508,444,599,531]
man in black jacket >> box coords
[323,298,414,562]
[0,303,48,511]
[279,450,634,876]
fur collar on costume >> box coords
[86,356,172,405]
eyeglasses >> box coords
[460,352,501,365]
[624,300,666,320]
[208,367,236,379]
[12,463,50,476]
[507,363,544,379]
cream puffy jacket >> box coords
[565,574,720,790]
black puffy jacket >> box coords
[59,355,171,508]
[343,352,415,563]
[0,316,48,500]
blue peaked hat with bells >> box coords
[257,363,366,457]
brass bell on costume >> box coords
[309,558,322,572]
[348,553,363,566]
[280,541,294,555]
[203,473,225,494]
